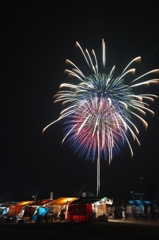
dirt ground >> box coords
[0,220,159,240]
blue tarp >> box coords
[31,207,51,221]
[1,207,9,216]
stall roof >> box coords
[0,202,18,207]
[28,199,54,207]
[13,201,35,207]
[50,197,78,205]
[69,197,112,205]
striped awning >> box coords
[4,207,23,217]
[129,200,154,206]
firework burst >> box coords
[43,40,159,195]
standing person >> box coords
[156,205,159,221]
[121,203,126,220]
[152,205,157,222]
[138,206,143,221]
[111,205,115,219]
[147,204,151,221]
[127,204,133,221]
[126,205,129,220]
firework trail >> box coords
[43,39,159,165]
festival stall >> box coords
[67,197,113,222]
[26,199,54,222]
[49,197,78,221]
[0,202,18,217]
[0,201,34,222]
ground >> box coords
[0,220,159,240]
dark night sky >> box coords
[1,0,159,202]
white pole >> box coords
[97,128,100,196]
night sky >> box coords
[1,1,159,202]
